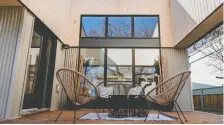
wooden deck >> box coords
[1,110,223,124]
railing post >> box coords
[200,88,204,111]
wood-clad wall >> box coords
[161,48,193,111]
[4,8,35,119]
[19,0,173,47]
[0,7,24,120]
[50,41,65,111]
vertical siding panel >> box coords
[50,41,65,111]
[4,9,35,119]
[0,7,23,120]
[161,48,193,111]
[59,48,79,106]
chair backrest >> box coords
[146,70,191,105]
[56,68,99,103]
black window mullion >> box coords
[132,48,135,86]
[104,48,108,86]
[132,16,134,38]
[105,16,108,37]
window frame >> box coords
[80,15,160,39]
[79,47,161,86]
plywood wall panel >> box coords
[19,0,174,47]
[161,48,193,111]
[0,7,23,120]
[5,9,35,119]
[50,41,65,111]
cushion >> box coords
[97,86,114,98]
[128,86,144,95]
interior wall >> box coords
[5,8,35,119]
[50,41,65,111]
[19,0,173,47]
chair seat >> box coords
[146,95,167,105]
[74,95,96,105]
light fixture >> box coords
[62,44,70,49]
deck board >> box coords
[0,110,223,124]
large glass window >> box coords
[80,15,159,38]
[81,17,106,37]
[134,17,159,38]
[108,17,131,37]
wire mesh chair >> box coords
[144,70,191,123]
[55,68,100,123]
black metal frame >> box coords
[80,15,160,39]
[54,71,101,124]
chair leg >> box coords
[157,110,160,119]
[144,109,150,122]
[95,109,101,119]
[73,104,77,124]
[174,104,184,124]
[175,101,187,122]
[55,109,64,122]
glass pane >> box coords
[81,17,105,37]
[107,66,132,81]
[80,48,105,85]
[24,31,41,95]
[107,81,133,95]
[135,49,159,65]
[134,17,159,38]
[107,49,132,65]
[31,32,41,47]
[108,17,131,37]
[135,67,158,94]
[82,67,104,85]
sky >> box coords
[190,52,223,86]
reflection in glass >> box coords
[134,17,158,38]
[107,49,132,82]
[135,67,156,83]
[80,48,105,85]
[107,81,133,95]
[135,49,159,66]
[108,17,131,37]
[107,67,132,81]
[107,49,132,65]
[25,31,41,95]
[81,17,105,37]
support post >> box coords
[200,88,204,111]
